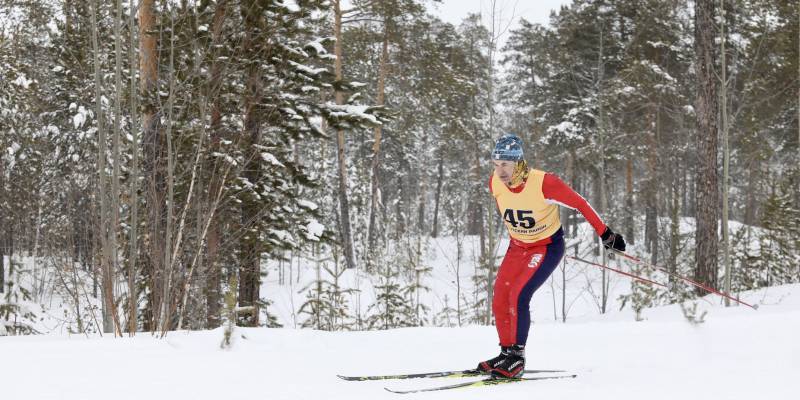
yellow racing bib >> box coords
[491,169,562,243]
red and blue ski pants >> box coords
[493,229,565,346]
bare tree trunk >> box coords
[89,0,120,336]
[596,23,608,314]
[139,0,165,331]
[430,155,444,238]
[625,157,634,244]
[563,151,575,236]
[720,0,731,305]
[694,0,720,292]
[126,0,140,336]
[0,157,4,294]
[107,0,126,337]
[64,0,73,37]
[744,160,759,225]
[158,4,177,334]
[417,171,426,233]
[645,109,659,264]
[238,0,262,326]
[484,198,494,325]
[473,140,486,255]
[333,0,356,270]
[112,0,125,320]
[204,0,229,329]
[368,18,390,249]
[669,157,681,276]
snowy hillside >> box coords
[1,283,797,400]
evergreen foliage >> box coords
[0,260,39,336]
[298,254,356,331]
[365,260,417,330]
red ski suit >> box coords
[490,171,606,346]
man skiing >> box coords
[477,133,627,378]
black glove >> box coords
[601,227,626,252]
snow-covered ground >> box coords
[1,283,798,400]
[2,221,796,398]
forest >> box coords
[0,0,798,336]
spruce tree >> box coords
[298,257,356,331]
[0,260,39,336]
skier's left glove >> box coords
[601,227,626,252]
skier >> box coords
[477,133,627,378]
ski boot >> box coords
[476,345,510,373]
[490,344,525,378]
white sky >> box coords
[429,0,571,34]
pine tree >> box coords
[694,0,721,293]
[0,260,39,336]
[365,260,417,330]
[298,256,356,331]
[617,261,659,321]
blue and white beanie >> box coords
[492,133,524,161]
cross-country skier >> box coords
[476,133,627,378]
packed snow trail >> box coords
[1,284,798,400]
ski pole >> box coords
[610,249,759,310]
[567,256,668,288]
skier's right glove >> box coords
[601,227,626,252]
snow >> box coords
[2,223,798,399]
[276,0,301,13]
[288,60,327,76]
[642,60,677,83]
[73,105,90,129]
[269,229,295,246]
[12,74,32,88]
[0,284,797,399]
[211,151,238,166]
[305,37,331,56]
[261,152,286,168]
[7,141,20,156]
[297,199,318,210]
[551,120,577,136]
[305,218,325,240]
[326,103,382,125]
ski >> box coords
[384,374,578,394]
[337,369,565,381]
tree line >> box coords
[0,0,798,335]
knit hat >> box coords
[492,134,524,161]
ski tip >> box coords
[384,387,408,394]
[337,375,358,381]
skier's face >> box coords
[492,160,515,186]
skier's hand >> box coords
[601,227,626,252]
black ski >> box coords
[384,374,578,394]
[337,369,565,381]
